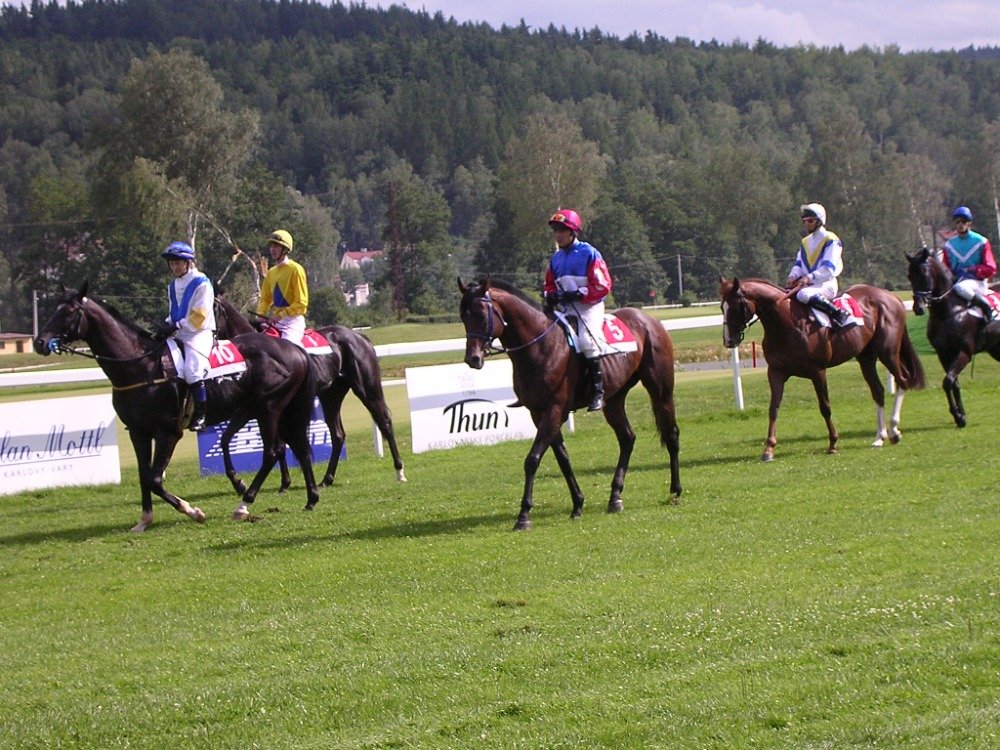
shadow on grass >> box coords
[0,522,130,546]
[203,509,537,553]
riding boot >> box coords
[189,381,208,432]
[586,358,604,412]
[972,294,994,320]
[809,295,850,328]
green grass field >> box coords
[2,328,999,748]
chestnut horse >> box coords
[719,277,926,461]
[458,278,681,530]
[906,247,1000,426]
[212,293,406,486]
[34,284,320,531]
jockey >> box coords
[940,205,996,320]
[785,202,850,328]
[157,241,216,431]
[257,229,309,347]
[542,209,613,411]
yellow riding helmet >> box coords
[268,229,294,252]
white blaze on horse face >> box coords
[721,300,737,348]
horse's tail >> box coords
[898,326,927,391]
[279,350,317,462]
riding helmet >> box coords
[161,241,195,261]
[268,229,294,252]
[952,206,973,222]
[800,203,826,226]
[548,209,582,234]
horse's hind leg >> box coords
[602,396,636,513]
[317,383,350,486]
[857,352,891,447]
[351,376,406,482]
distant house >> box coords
[339,249,384,271]
[0,332,34,355]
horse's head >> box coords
[458,277,507,369]
[718,276,755,348]
[34,282,90,356]
[905,247,934,316]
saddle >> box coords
[808,294,864,329]
[551,310,639,355]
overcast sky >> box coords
[397,0,1000,52]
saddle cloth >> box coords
[167,339,247,379]
[810,293,864,329]
[263,326,334,355]
[555,312,639,355]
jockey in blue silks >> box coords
[158,241,216,431]
[542,209,613,411]
[785,202,850,328]
[940,205,996,320]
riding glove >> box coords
[153,321,179,340]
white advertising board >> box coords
[405,360,540,454]
[0,394,121,495]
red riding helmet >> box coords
[548,209,582,234]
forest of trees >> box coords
[1,0,999,331]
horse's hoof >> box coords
[191,507,206,523]
[513,519,531,531]
[607,500,623,514]
[955,417,967,428]
[233,506,250,521]
[871,438,885,448]
[303,503,316,511]
[234,481,247,495]
[396,469,407,482]
[890,433,901,445]
[278,486,290,495]
[827,448,838,455]
[321,475,334,487]
[761,453,774,463]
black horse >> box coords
[212,294,406,486]
[906,247,1000,426]
[34,283,320,531]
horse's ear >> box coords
[457,277,469,294]
[483,274,492,292]
[78,280,89,298]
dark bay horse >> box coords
[906,247,1000,426]
[719,277,926,461]
[34,284,320,531]
[458,278,681,530]
[212,294,405,485]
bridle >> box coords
[465,290,559,356]
[724,292,757,345]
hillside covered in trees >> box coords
[1,0,999,330]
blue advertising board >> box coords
[196,398,345,476]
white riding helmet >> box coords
[800,203,827,226]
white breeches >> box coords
[275,315,306,346]
[562,301,606,358]
[952,277,987,300]
[176,328,214,383]
[795,278,838,303]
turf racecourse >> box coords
[2,355,999,748]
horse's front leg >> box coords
[602,396,636,513]
[515,413,562,530]
[128,431,156,532]
[550,433,584,519]
[762,368,788,462]
[941,350,971,427]
[810,372,838,454]
[140,431,204,530]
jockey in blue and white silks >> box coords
[785,202,849,328]
[542,209,612,411]
[940,205,996,318]
[160,241,216,431]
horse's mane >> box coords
[481,278,543,311]
[83,291,156,339]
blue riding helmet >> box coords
[161,241,195,261]
[952,206,973,222]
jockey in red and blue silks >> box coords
[941,205,996,319]
[785,202,850,328]
[542,209,612,411]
